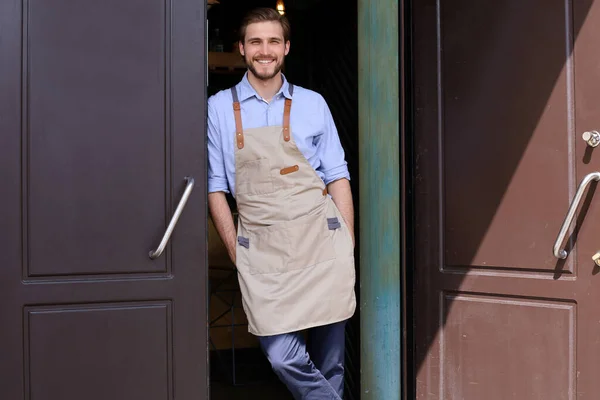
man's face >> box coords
[240,21,290,81]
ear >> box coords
[239,40,245,56]
[284,40,290,56]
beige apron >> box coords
[232,85,356,336]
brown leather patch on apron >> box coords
[280,165,299,175]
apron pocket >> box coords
[327,217,342,230]
[247,213,336,275]
[238,236,250,248]
[326,200,355,257]
[236,158,274,196]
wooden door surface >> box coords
[413,1,600,398]
[0,0,208,398]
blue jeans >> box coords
[258,321,346,400]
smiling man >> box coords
[207,7,356,400]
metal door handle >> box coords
[553,172,600,259]
[149,176,195,260]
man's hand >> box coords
[208,192,237,265]
[327,179,355,247]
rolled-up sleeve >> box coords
[315,98,351,184]
[207,98,230,193]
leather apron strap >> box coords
[283,84,293,141]
[231,87,244,149]
[231,84,295,148]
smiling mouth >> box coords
[255,59,275,65]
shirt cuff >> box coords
[208,178,230,194]
[323,165,351,185]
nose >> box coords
[260,42,269,54]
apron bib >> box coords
[232,85,356,336]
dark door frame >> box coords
[204,1,407,398]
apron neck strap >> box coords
[230,83,295,148]
[231,87,244,149]
[283,84,294,142]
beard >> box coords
[245,54,285,81]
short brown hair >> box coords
[239,7,291,43]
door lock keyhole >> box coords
[592,252,600,267]
[582,131,600,147]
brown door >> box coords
[0,0,207,399]
[413,1,600,398]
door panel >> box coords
[0,0,207,398]
[26,0,169,277]
[26,303,172,399]
[413,0,598,398]
[440,0,573,272]
[440,295,574,399]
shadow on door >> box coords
[410,0,598,398]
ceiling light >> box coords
[276,0,285,15]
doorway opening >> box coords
[206,0,360,399]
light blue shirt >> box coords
[207,73,350,197]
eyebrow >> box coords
[247,36,283,42]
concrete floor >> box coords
[210,381,292,399]
[209,347,293,399]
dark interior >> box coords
[206,0,360,399]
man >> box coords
[207,7,356,400]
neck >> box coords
[247,72,283,103]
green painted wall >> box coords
[358,0,401,398]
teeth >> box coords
[257,60,273,64]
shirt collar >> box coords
[237,72,293,102]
